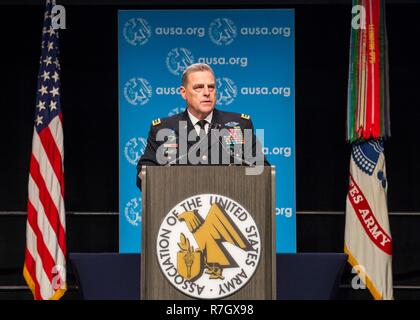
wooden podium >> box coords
[140,166,276,300]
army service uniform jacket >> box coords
[136,108,270,189]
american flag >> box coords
[23,0,67,300]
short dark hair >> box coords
[181,63,215,87]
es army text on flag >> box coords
[345,0,393,300]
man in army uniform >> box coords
[137,63,269,189]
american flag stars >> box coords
[52,71,59,82]
[36,101,46,111]
[50,86,59,97]
[34,29,61,129]
[49,100,57,111]
[53,59,60,69]
[40,71,50,81]
[47,41,54,51]
[38,85,48,95]
[43,56,52,66]
[35,115,43,126]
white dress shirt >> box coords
[187,110,213,135]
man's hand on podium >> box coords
[138,171,145,181]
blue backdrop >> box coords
[118,9,295,253]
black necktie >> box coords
[197,120,207,137]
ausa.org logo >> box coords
[124,137,147,165]
[123,18,152,46]
[124,197,142,227]
[156,194,261,299]
[124,77,152,106]
[166,48,195,76]
[216,77,237,106]
[209,18,237,46]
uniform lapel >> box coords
[208,109,223,148]
[210,108,222,129]
[181,109,200,147]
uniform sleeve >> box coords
[136,124,159,189]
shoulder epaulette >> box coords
[241,114,250,120]
[152,118,161,126]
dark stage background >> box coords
[0,0,419,299]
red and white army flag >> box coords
[345,140,393,300]
[345,0,393,300]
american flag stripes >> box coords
[23,0,67,300]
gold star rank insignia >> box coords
[152,118,161,126]
[241,114,250,120]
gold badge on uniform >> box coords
[241,114,250,120]
[152,118,161,126]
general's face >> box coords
[180,70,216,119]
